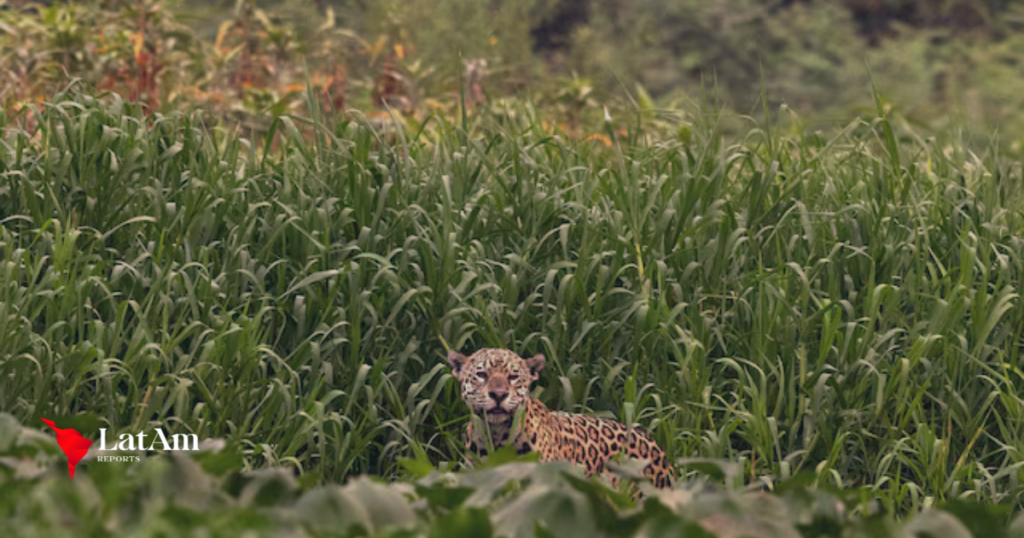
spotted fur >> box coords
[447,348,674,489]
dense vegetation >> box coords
[2,77,1024,525]
[4,1,1024,534]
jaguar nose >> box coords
[489,389,508,405]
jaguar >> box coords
[447,347,674,489]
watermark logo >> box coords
[40,418,200,478]
[39,418,93,479]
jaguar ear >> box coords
[525,354,546,376]
[447,350,468,375]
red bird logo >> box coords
[40,418,94,479]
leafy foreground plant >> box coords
[0,413,1020,538]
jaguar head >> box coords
[447,348,546,423]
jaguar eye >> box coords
[475,371,488,381]
[508,374,519,382]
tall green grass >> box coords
[2,84,1024,515]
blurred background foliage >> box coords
[4,0,1024,148]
